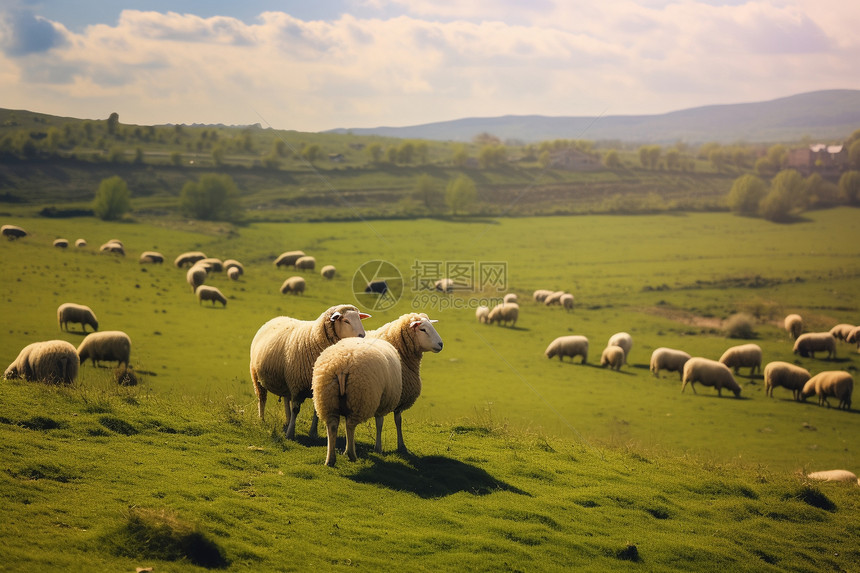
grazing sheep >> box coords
[53,238,69,248]
[77,330,131,368]
[294,255,316,271]
[600,345,624,370]
[434,278,455,292]
[75,238,87,248]
[784,314,803,339]
[223,259,244,275]
[280,276,306,295]
[681,357,742,398]
[249,304,371,439]
[544,291,566,306]
[503,293,518,304]
[560,293,574,311]
[139,251,164,264]
[719,343,762,376]
[227,266,240,281]
[196,285,227,307]
[807,470,859,485]
[650,347,691,379]
[57,302,98,333]
[320,265,336,279]
[366,313,443,454]
[99,241,125,255]
[274,250,305,267]
[4,340,78,384]
[365,280,389,295]
[793,332,836,359]
[199,257,223,272]
[487,302,519,327]
[475,305,490,324]
[830,323,855,341]
[2,224,27,240]
[800,371,853,410]
[607,332,633,365]
[186,265,207,293]
[847,326,860,351]
[763,361,811,400]
[533,289,553,303]
[545,335,588,363]
[312,337,402,467]
[174,251,206,268]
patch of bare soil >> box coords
[641,306,724,329]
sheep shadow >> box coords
[347,454,530,499]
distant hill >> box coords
[326,90,860,144]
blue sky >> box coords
[1,1,858,132]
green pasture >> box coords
[2,209,858,474]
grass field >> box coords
[2,208,859,571]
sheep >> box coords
[503,293,518,304]
[719,343,762,376]
[77,331,131,368]
[199,257,223,272]
[533,289,553,303]
[806,470,859,485]
[2,224,27,240]
[800,371,853,410]
[53,238,69,248]
[365,280,389,295]
[99,241,125,255]
[57,302,98,333]
[139,251,164,264]
[294,255,316,271]
[274,250,305,267]
[223,259,244,275]
[607,332,633,365]
[4,340,78,384]
[650,347,691,379]
[312,337,402,466]
[830,323,855,341]
[227,266,240,281]
[280,276,306,295]
[186,265,207,293]
[793,332,836,359]
[560,293,574,311]
[435,278,455,292]
[320,265,336,279]
[848,326,860,352]
[366,313,443,454]
[784,314,803,339]
[763,361,811,400]
[600,345,624,370]
[196,285,227,307]
[545,335,588,363]
[249,304,371,439]
[75,238,87,248]
[487,302,519,327]
[681,357,742,398]
[544,291,566,306]
[475,305,490,324]
[174,251,206,268]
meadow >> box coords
[2,208,859,571]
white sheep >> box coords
[199,257,223,272]
[4,340,78,384]
[294,255,316,271]
[77,331,131,368]
[847,326,860,352]
[649,347,691,379]
[57,302,99,332]
[475,305,490,324]
[806,470,859,485]
[320,265,336,279]
[99,241,125,255]
[249,304,371,439]
[829,323,855,341]
[196,285,227,307]
[800,371,853,410]
[784,314,803,339]
[227,266,240,281]
[763,361,810,400]
[139,251,164,264]
[174,251,206,268]
[280,276,306,295]
[793,332,836,359]
[681,357,742,398]
[2,224,28,240]
[434,278,455,292]
[274,250,305,267]
[366,313,443,454]
[75,238,87,248]
[487,302,518,327]
[560,293,574,311]
[53,238,69,248]
[544,291,566,306]
[503,293,518,304]
[186,265,207,293]
[718,343,762,376]
[223,259,244,276]
[533,289,553,303]
[312,337,402,467]
[607,332,633,365]
[600,345,624,370]
[545,335,588,363]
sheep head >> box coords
[409,314,443,353]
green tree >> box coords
[838,170,860,204]
[414,141,429,164]
[366,143,383,164]
[133,147,144,164]
[727,174,767,216]
[413,173,444,213]
[638,145,661,169]
[273,140,289,158]
[212,144,226,166]
[665,149,681,171]
[108,146,125,163]
[170,151,183,166]
[446,175,477,216]
[603,149,621,169]
[849,140,860,169]
[759,169,806,222]
[92,176,131,221]
[396,141,415,164]
[107,112,119,136]
[478,144,507,169]
[451,144,469,167]
[537,150,551,169]
[181,174,242,222]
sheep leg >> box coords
[285,400,300,439]
[394,410,409,455]
[251,370,267,420]
[374,415,385,454]
[345,421,358,462]
[308,412,319,439]
[324,418,339,467]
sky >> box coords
[1,0,859,132]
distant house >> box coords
[787,143,848,175]
[548,148,601,171]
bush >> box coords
[723,313,756,339]
[92,176,131,221]
[180,174,243,222]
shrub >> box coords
[723,313,756,339]
[92,176,131,221]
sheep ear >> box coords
[409,320,422,329]
[330,311,342,322]
[359,312,371,320]
[429,319,438,323]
